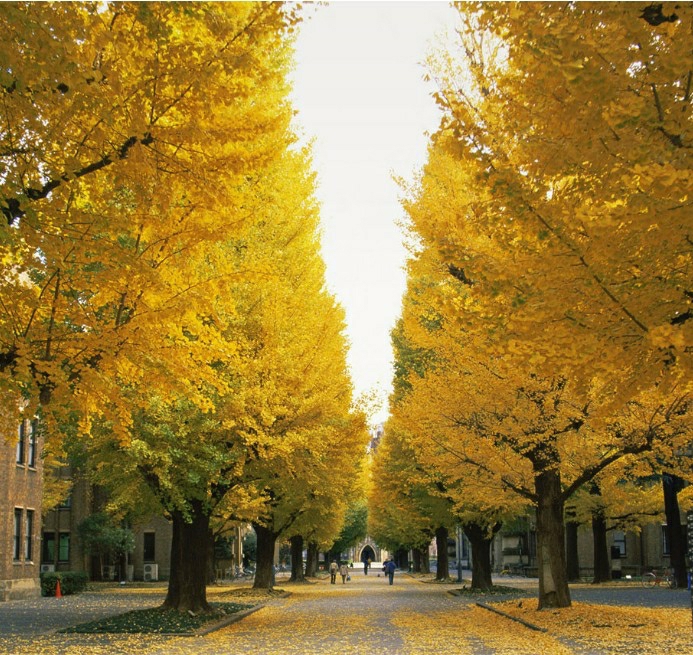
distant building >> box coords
[41,472,172,582]
[368,424,384,452]
[347,537,385,566]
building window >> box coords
[58,532,70,562]
[613,530,626,557]
[143,532,156,561]
[25,510,34,561]
[43,532,56,563]
[27,420,38,467]
[16,421,26,464]
[13,509,22,560]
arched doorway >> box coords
[359,545,376,564]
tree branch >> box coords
[2,132,154,225]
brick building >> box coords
[0,414,43,601]
[41,473,172,582]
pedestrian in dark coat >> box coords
[385,558,396,585]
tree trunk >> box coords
[565,518,580,582]
[252,522,277,590]
[206,529,216,584]
[305,542,319,577]
[535,470,571,608]
[421,545,431,574]
[412,547,423,573]
[163,501,212,613]
[289,535,305,582]
[591,511,611,583]
[396,547,409,571]
[463,522,496,591]
[435,526,450,581]
[663,474,687,588]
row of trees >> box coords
[1,2,369,612]
[371,2,692,609]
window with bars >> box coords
[16,422,25,464]
[27,420,38,467]
[612,530,626,557]
[13,509,22,560]
[24,510,34,561]
[43,532,56,563]
[143,532,156,561]
[58,532,70,562]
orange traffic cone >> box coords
[55,579,62,598]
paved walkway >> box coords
[0,573,689,654]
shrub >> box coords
[40,571,89,596]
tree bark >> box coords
[422,547,431,574]
[252,522,277,590]
[463,522,497,591]
[663,474,687,588]
[163,501,212,613]
[396,547,409,571]
[206,529,216,585]
[435,526,450,581]
[565,518,581,582]
[535,469,571,608]
[305,541,319,577]
[591,511,611,583]
[412,547,423,573]
[289,535,305,582]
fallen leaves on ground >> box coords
[488,598,692,654]
[1,582,689,654]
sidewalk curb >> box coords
[475,602,547,633]
[193,604,266,636]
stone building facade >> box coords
[346,537,386,567]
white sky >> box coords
[290,1,458,423]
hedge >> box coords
[40,571,89,596]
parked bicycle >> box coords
[641,568,677,589]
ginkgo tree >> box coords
[393,1,692,609]
[383,254,529,589]
[239,234,369,589]
[2,0,368,614]
[84,132,368,612]
[368,423,442,569]
[0,1,296,434]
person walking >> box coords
[329,560,338,584]
[339,562,349,584]
[363,556,371,575]
[385,558,396,585]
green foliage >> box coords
[243,531,257,564]
[77,513,135,561]
[40,571,88,596]
[214,535,233,560]
[330,501,368,554]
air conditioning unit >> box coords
[40,564,55,573]
[143,563,158,581]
